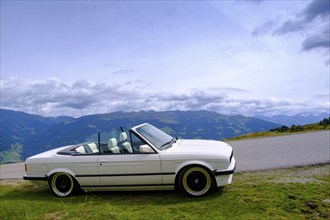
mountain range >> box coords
[255,113,330,127]
[1,108,280,162]
[1,108,328,164]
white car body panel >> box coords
[97,154,162,186]
[24,123,236,196]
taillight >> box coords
[24,164,27,172]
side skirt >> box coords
[81,184,174,192]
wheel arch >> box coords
[47,168,76,182]
[174,161,216,189]
[48,168,75,177]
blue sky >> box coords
[1,0,329,117]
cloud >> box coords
[273,19,305,35]
[111,68,136,75]
[253,0,329,62]
[273,0,329,35]
[302,25,330,51]
[1,78,328,117]
[303,0,330,21]
[0,78,137,116]
[252,20,276,37]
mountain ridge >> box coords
[255,113,330,126]
[0,108,279,162]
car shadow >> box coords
[75,187,225,203]
[1,179,225,205]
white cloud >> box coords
[1,78,328,117]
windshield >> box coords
[136,124,174,150]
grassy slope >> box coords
[1,165,329,220]
[226,123,330,141]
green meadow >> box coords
[1,165,329,220]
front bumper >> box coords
[213,157,236,187]
[213,157,236,176]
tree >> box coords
[319,117,330,125]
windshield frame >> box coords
[135,124,174,150]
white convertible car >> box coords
[24,123,236,197]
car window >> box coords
[130,131,148,153]
[136,124,173,150]
[130,132,144,152]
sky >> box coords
[1,0,329,117]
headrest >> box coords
[108,138,117,148]
[119,132,127,142]
[88,143,99,153]
[76,146,86,153]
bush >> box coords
[270,125,290,132]
[290,124,303,132]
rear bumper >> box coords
[23,175,48,181]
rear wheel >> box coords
[179,166,214,197]
[50,172,76,197]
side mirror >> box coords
[139,144,155,153]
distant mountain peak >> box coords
[255,112,330,126]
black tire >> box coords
[50,172,76,197]
[179,166,214,197]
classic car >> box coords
[24,123,236,197]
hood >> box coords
[165,139,232,156]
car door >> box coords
[98,132,162,186]
[98,153,162,186]
[64,143,102,186]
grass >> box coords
[226,123,330,141]
[1,165,329,219]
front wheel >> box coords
[50,172,76,197]
[179,166,214,197]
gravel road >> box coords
[0,131,329,179]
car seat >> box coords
[119,132,133,153]
[108,138,120,154]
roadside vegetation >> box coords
[227,117,330,141]
[0,143,23,165]
[1,165,329,219]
